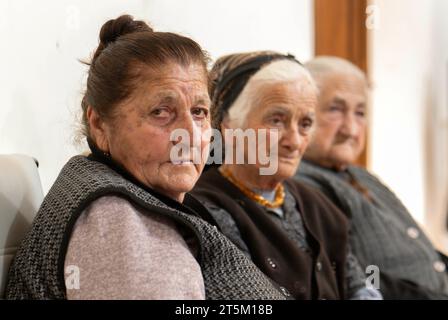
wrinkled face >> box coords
[97,63,211,201]
[305,72,367,169]
[238,80,317,181]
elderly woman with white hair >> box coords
[192,51,382,299]
[296,56,448,299]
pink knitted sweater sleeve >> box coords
[64,195,205,300]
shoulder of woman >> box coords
[65,195,205,299]
[73,195,183,241]
[284,178,325,199]
[285,179,350,222]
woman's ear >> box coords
[86,106,110,153]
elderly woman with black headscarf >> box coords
[192,51,382,300]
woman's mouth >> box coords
[170,160,193,165]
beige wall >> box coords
[0,0,314,192]
[368,0,448,252]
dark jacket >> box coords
[192,167,349,300]
[296,159,448,299]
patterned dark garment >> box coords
[296,159,448,299]
[5,156,287,300]
[192,167,349,300]
[201,186,368,298]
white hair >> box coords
[226,59,317,128]
[305,56,367,86]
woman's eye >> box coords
[356,110,366,118]
[269,116,284,126]
[300,119,314,132]
[328,105,343,113]
[151,107,170,118]
[192,107,209,119]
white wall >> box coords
[369,0,448,250]
[425,0,448,250]
[369,0,431,224]
[0,0,314,192]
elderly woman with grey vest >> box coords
[191,51,382,299]
[295,56,448,299]
[5,15,287,300]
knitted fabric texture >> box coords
[6,156,286,300]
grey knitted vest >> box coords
[5,156,286,300]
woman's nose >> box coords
[177,113,202,148]
[340,113,360,137]
[283,125,301,150]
